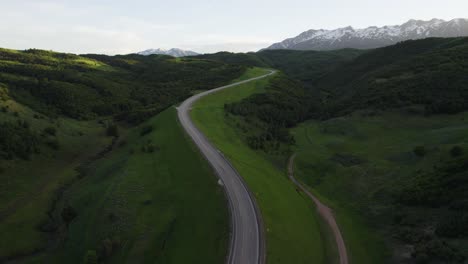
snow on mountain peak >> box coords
[137,48,199,57]
[266,18,468,51]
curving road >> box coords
[177,71,275,264]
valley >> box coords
[1,34,468,264]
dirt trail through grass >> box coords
[288,154,348,264]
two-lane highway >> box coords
[177,71,274,264]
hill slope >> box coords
[315,37,468,117]
[0,48,244,122]
[0,48,247,262]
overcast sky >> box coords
[1,0,467,55]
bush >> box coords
[435,213,468,238]
[140,125,153,136]
[83,250,98,264]
[147,144,155,153]
[106,124,119,137]
[99,238,113,259]
[450,146,463,157]
[141,143,159,153]
[0,120,39,159]
[46,139,60,150]
[413,146,426,157]
[0,85,8,101]
[43,126,57,136]
[97,237,121,260]
[61,205,77,226]
[412,239,465,263]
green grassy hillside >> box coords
[1,105,229,263]
[0,48,245,122]
[191,68,330,264]
[293,110,468,263]
[0,48,247,262]
[35,107,228,264]
[0,98,111,260]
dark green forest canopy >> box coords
[315,37,468,116]
[0,48,245,121]
[200,37,468,118]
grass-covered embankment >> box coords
[22,107,229,263]
[0,99,111,259]
[190,68,327,264]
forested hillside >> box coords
[256,49,364,88]
[315,37,468,117]
[214,37,468,263]
[201,38,468,119]
[0,48,244,122]
[0,48,246,262]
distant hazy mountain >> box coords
[137,48,199,57]
[266,18,468,50]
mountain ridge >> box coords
[266,18,468,50]
[137,48,199,57]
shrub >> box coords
[413,146,426,157]
[435,213,468,238]
[46,139,60,150]
[83,250,98,264]
[61,205,77,227]
[43,126,57,136]
[147,144,155,153]
[99,238,113,259]
[0,85,8,101]
[450,146,463,157]
[140,125,153,136]
[412,239,465,263]
[0,121,39,159]
[106,124,119,137]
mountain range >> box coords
[137,48,199,57]
[266,18,468,50]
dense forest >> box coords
[316,37,468,117]
[201,37,468,118]
[0,48,245,122]
[224,74,311,152]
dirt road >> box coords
[288,154,349,264]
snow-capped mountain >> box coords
[266,18,468,51]
[137,48,199,57]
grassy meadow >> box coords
[16,107,229,263]
[0,98,111,259]
[292,110,468,263]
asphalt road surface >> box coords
[288,154,349,264]
[177,71,275,264]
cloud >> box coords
[0,1,189,54]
